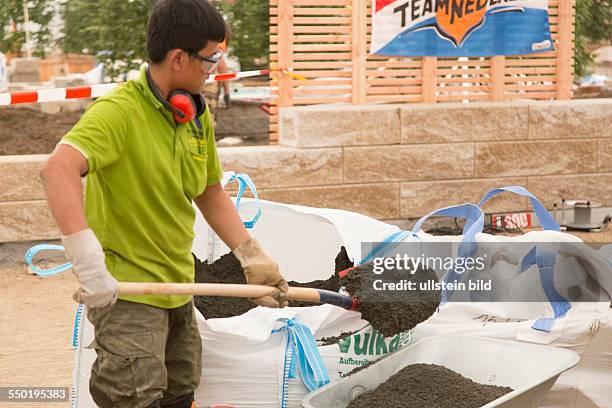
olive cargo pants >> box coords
[86,299,202,407]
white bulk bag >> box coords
[192,172,401,281]
[74,172,412,408]
[196,304,412,407]
[191,172,415,406]
[410,186,612,407]
[539,307,612,408]
[71,304,96,408]
[73,302,414,408]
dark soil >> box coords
[193,252,255,319]
[193,246,353,318]
[335,246,354,273]
[0,107,83,155]
[318,330,358,346]
[289,245,352,308]
[0,101,270,156]
[214,100,269,143]
[340,263,440,337]
[348,363,513,408]
[193,247,440,338]
[286,275,339,308]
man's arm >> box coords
[193,182,250,250]
[194,184,289,308]
[40,144,118,309]
[40,144,89,235]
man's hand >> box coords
[62,229,118,309]
[232,239,289,308]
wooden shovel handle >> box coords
[116,282,356,310]
[118,282,317,302]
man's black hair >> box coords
[147,0,226,64]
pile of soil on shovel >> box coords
[348,363,513,408]
[334,245,354,274]
[287,247,353,308]
[340,263,440,337]
[193,246,441,338]
[193,246,354,319]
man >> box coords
[40,1,288,407]
[208,0,231,108]
[217,36,232,108]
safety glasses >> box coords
[186,50,224,73]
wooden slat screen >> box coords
[269,0,575,141]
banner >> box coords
[371,0,554,57]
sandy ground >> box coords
[0,229,610,408]
[0,260,76,408]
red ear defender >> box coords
[168,90,196,124]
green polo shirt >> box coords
[60,65,223,309]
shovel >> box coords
[338,266,356,279]
[117,282,359,310]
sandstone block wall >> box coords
[1,99,610,242]
[279,99,611,219]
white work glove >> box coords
[62,228,118,309]
[232,238,289,308]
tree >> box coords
[217,0,269,71]
[60,0,152,81]
[60,0,269,78]
[574,0,612,78]
[0,0,54,57]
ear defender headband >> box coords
[145,67,206,124]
